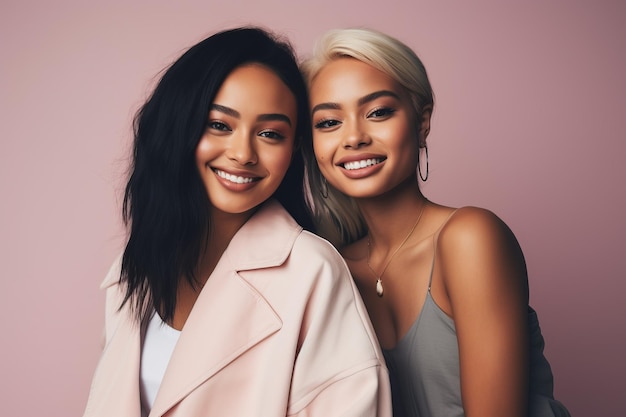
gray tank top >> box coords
[382,213,570,417]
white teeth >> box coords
[343,158,383,170]
[215,169,254,184]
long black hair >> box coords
[120,27,313,323]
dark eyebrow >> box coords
[311,90,401,116]
[210,104,239,118]
[257,113,292,127]
[311,102,341,116]
[357,90,401,106]
[210,104,291,127]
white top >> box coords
[140,312,181,417]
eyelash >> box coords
[207,121,285,141]
[367,107,396,118]
[259,130,286,141]
[314,119,341,129]
[314,106,396,130]
[207,121,231,132]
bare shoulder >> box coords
[438,206,520,252]
[437,207,530,416]
[437,206,527,285]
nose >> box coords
[226,131,257,165]
[342,120,371,149]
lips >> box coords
[335,155,386,179]
[213,168,257,184]
[342,158,384,171]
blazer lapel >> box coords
[149,200,300,416]
[149,246,282,416]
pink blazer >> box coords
[83,200,392,417]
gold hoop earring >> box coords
[418,146,429,181]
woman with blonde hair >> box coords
[302,27,569,417]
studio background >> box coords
[2,1,624,415]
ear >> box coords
[418,105,433,148]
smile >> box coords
[342,158,384,171]
[214,169,257,184]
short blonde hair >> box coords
[302,28,434,247]
[302,28,433,116]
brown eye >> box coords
[207,121,231,131]
[314,119,341,129]
[367,108,395,119]
[259,130,286,140]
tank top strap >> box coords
[427,208,461,290]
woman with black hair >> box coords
[83,27,391,417]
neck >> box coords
[195,205,258,283]
[357,177,427,248]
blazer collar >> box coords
[150,263,282,416]
[151,200,301,414]
[100,199,301,290]
[152,200,300,416]
[94,200,301,417]
[222,199,302,271]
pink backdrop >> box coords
[2,1,624,415]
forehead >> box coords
[214,64,297,113]
[310,58,402,103]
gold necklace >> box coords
[366,203,426,297]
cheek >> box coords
[312,141,336,180]
[277,153,292,176]
[195,137,213,163]
[268,145,294,179]
[381,122,416,151]
[312,137,330,163]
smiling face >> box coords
[195,64,297,216]
[310,58,429,199]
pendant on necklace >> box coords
[376,278,384,297]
